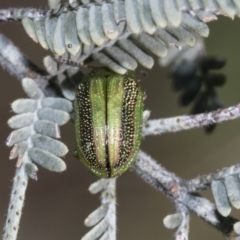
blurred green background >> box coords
[0,1,240,239]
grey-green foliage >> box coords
[21,0,240,74]
[161,42,240,226]
[163,213,183,229]
[211,175,240,217]
[6,77,72,176]
[82,179,116,240]
[43,55,84,101]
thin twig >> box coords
[175,205,189,240]
[133,150,239,238]
[187,195,238,237]
[143,104,240,136]
[0,33,62,97]
[0,34,48,81]
[187,164,240,192]
[0,8,47,22]
[83,179,117,240]
[101,179,117,240]
[3,155,30,240]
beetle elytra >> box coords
[74,69,143,178]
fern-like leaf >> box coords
[82,178,117,240]
[3,77,72,240]
[15,0,239,73]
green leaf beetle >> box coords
[74,68,143,178]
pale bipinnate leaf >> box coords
[224,176,240,209]
[112,32,240,238]
[7,77,72,172]
[234,222,240,235]
[88,179,108,194]
[211,180,231,217]
[43,55,84,101]
[48,0,61,11]
[82,178,117,240]
[4,77,72,240]
[163,213,183,229]
[20,0,240,74]
[11,99,37,113]
[211,175,240,218]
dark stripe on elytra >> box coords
[77,80,103,171]
[116,76,139,167]
[105,78,111,178]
